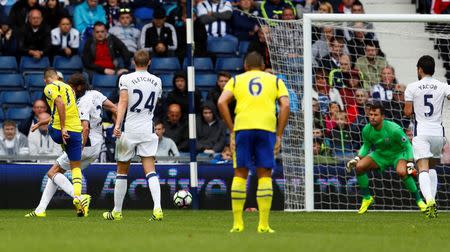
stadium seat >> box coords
[97,88,115,100]
[207,39,238,57]
[0,56,18,73]
[63,72,90,85]
[5,106,32,121]
[183,57,214,72]
[238,41,250,56]
[0,91,31,108]
[150,57,181,74]
[30,91,44,102]
[24,73,45,91]
[53,55,83,75]
[1,5,12,17]
[134,7,154,29]
[0,74,24,90]
[159,73,174,90]
[19,56,50,73]
[195,73,217,88]
[215,57,244,74]
[92,74,118,89]
[0,109,4,121]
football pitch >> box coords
[1,210,449,252]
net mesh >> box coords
[255,17,450,211]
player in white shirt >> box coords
[404,55,450,218]
[103,50,163,221]
[25,73,117,218]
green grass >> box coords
[0,210,449,252]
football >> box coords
[173,189,192,208]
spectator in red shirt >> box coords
[82,22,131,76]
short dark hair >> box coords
[353,0,363,8]
[417,55,435,76]
[94,21,106,29]
[154,119,164,127]
[313,137,323,145]
[244,51,264,69]
[330,36,344,45]
[2,120,16,128]
[217,71,232,80]
[364,40,377,48]
[367,100,385,115]
[67,73,88,90]
[59,16,72,24]
[314,68,328,80]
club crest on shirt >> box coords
[384,137,390,143]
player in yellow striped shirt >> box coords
[218,52,290,233]
[41,68,88,216]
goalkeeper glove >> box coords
[346,156,360,173]
[407,162,417,177]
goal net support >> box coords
[256,14,450,211]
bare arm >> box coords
[275,96,290,154]
[276,96,290,138]
[217,90,234,131]
[114,90,129,137]
[31,116,51,132]
[81,120,89,147]
[218,90,235,152]
[404,101,413,117]
[102,99,118,123]
[54,96,66,130]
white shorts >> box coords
[57,144,102,170]
[412,135,446,161]
[115,132,158,162]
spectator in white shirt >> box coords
[155,120,179,163]
[28,112,62,159]
[197,0,238,44]
[51,16,80,57]
[0,120,29,156]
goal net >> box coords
[255,14,450,211]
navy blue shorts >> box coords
[48,126,82,161]
[234,130,276,169]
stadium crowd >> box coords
[0,0,448,162]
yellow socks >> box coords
[256,177,273,230]
[71,167,82,197]
[231,176,247,228]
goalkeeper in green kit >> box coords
[346,102,427,213]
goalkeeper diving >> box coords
[346,101,426,213]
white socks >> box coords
[52,173,74,198]
[146,172,161,210]
[35,178,58,214]
[429,169,438,199]
[113,174,128,213]
[419,171,433,203]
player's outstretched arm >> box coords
[31,116,51,132]
[102,99,118,123]
[114,90,129,138]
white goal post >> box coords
[302,14,450,211]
